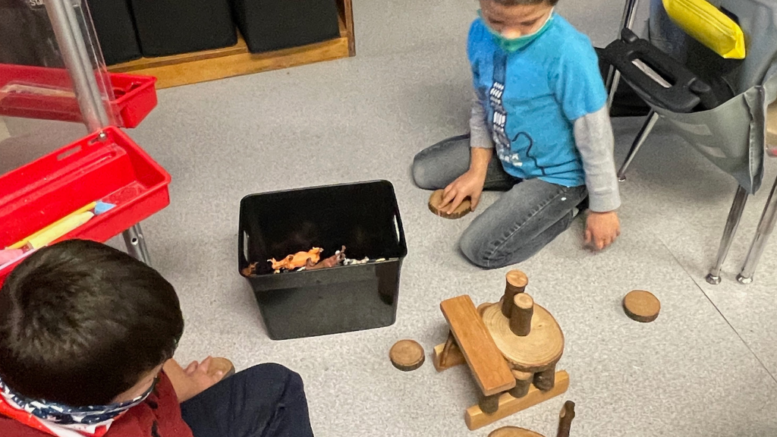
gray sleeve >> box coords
[573,106,622,212]
[470,90,494,149]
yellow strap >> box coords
[663,0,746,59]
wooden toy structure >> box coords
[433,270,568,431]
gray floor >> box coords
[3,0,777,435]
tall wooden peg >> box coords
[501,270,529,317]
[509,293,534,337]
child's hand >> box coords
[165,357,226,402]
[440,170,487,214]
[585,211,620,250]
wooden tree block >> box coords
[502,270,529,317]
[389,340,425,372]
[428,189,472,219]
[465,371,570,431]
[489,427,545,437]
[441,296,515,396]
[482,300,564,373]
[623,290,661,323]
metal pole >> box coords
[617,110,659,181]
[606,0,641,107]
[44,0,110,132]
[737,176,777,284]
[706,186,749,285]
[123,224,152,265]
[46,0,152,264]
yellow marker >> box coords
[25,211,95,250]
[8,202,97,249]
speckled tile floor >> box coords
[2,0,777,435]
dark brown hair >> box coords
[0,240,184,406]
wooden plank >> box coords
[441,296,515,396]
[108,0,355,89]
[465,371,570,431]
[110,37,349,89]
[432,342,466,372]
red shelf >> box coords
[0,127,171,284]
[0,64,157,128]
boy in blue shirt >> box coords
[413,0,621,268]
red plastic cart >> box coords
[0,0,171,284]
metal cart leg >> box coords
[606,0,641,108]
[706,186,749,285]
[737,176,777,284]
[123,224,151,265]
[618,110,659,181]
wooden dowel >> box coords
[509,294,534,337]
[479,393,500,414]
[501,270,528,317]
[556,401,576,437]
[439,331,455,368]
[533,363,556,391]
[508,370,533,399]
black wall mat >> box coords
[0,0,63,67]
[85,0,142,65]
[130,0,236,57]
[231,0,341,54]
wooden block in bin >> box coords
[440,295,515,396]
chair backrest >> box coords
[651,0,777,96]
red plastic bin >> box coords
[0,127,171,284]
[0,64,157,128]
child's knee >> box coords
[459,228,531,269]
[411,153,435,189]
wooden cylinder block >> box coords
[508,370,533,399]
[501,270,529,317]
[479,393,500,414]
[533,363,557,391]
[509,294,534,337]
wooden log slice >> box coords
[482,300,564,373]
[389,340,425,371]
[428,189,472,219]
[489,427,545,437]
[623,290,660,323]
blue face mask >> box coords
[478,9,555,53]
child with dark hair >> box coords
[0,239,313,437]
[413,0,621,268]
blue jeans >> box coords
[181,364,314,437]
[412,134,588,269]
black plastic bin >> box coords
[239,181,407,340]
[230,0,341,54]
[130,0,236,57]
[86,0,142,65]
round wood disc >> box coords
[390,340,425,371]
[482,299,564,372]
[489,426,545,437]
[623,290,660,323]
[428,189,472,219]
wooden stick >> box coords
[439,332,455,368]
[556,401,576,437]
[508,370,533,399]
[466,371,570,431]
[533,363,557,391]
[509,294,534,337]
[479,393,500,414]
[501,270,528,317]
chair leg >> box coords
[606,0,641,107]
[737,176,777,284]
[706,186,749,285]
[617,110,659,181]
